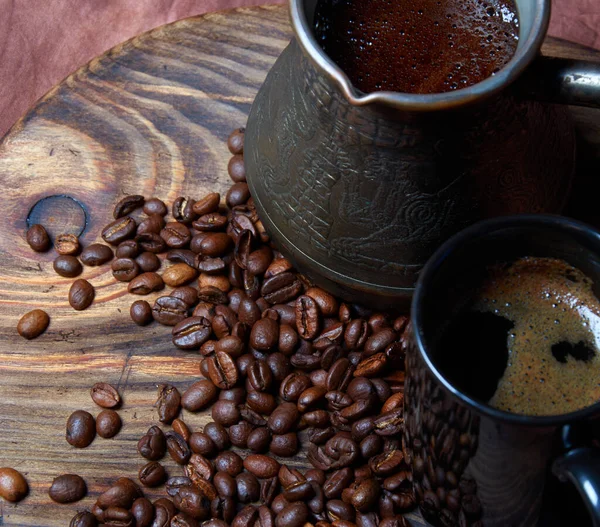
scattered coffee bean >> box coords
[96,409,122,438]
[114,195,144,219]
[157,384,181,424]
[130,300,153,325]
[228,155,246,183]
[80,243,114,266]
[139,461,167,487]
[53,254,83,277]
[138,426,167,461]
[17,309,49,339]
[0,468,28,502]
[102,217,137,245]
[116,240,139,258]
[26,224,51,252]
[69,279,95,311]
[91,382,121,408]
[153,296,188,326]
[69,511,97,527]
[49,474,87,503]
[55,233,80,255]
[227,128,245,155]
[111,257,140,282]
[128,272,164,295]
[66,410,96,448]
[143,197,168,216]
[135,251,161,272]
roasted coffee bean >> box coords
[207,351,238,389]
[161,222,191,249]
[0,468,28,502]
[280,373,312,402]
[296,295,321,340]
[234,229,252,269]
[373,409,403,436]
[347,378,376,402]
[261,273,302,305]
[166,431,191,465]
[364,328,396,357]
[66,410,95,448]
[136,251,161,272]
[247,391,277,415]
[102,506,134,526]
[250,318,279,351]
[276,502,308,527]
[69,279,95,310]
[97,478,142,510]
[181,380,218,412]
[204,422,230,451]
[283,480,315,502]
[248,359,273,391]
[324,468,353,499]
[327,359,353,392]
[152,296,188,326]
[229,421,253,448]
[260,478,279,507]
[211,400,240,427]
[171,513,200,527]
[189,432,217,457]
[152,498,176,527]
[128,272,164,294]
[138,426,167,460]
[114,195,144,218]
[350,478,380,512]
[102,217,137,245]
[53,254,83,277]
[214,471,237,498]
[172,316,212,350]
[192,193,220,216]
[227,128,245,155]
[268,402,299,434]
[193,213,228,233]
[300,410,330,429]
[247,427,271,453]
[96,409,122,438]
[214,451,243,477]
[136,232,167,253]
[131,300,153,325]
[344,319,369,350]
[144,198,168,216]
[173,486,210,520]
[369,450,404,477]
[258,505,275,527]
[173,197,197,224]
[355,353,388,378]
[309,426,336,445]
[81,243,114,265]
[236,472,260,503]
[116,240,140,259]
[111,257,140,281]
[137,214,166,236]
[69,511,98,527]
[322,434,359,469]
[298,386,327,412]
[131,497,154,527]
[139,462,167,487]
[166,476,193,497]
[198,286,228,305]
[306,287,339,317]
[157,384,181,423]
[197,233,232,257]
[270,432,299,457]
[17,309,50,339]
[168,249,197,268]
[226,182,250,208]
[326,499,355,522]
[171,286,199,307]
[26,224,51,252]
[243,454,280,479]
[246,246,273,276]
[55,233,80,255]
[228,155,246,183]
[238,297,261,326]
[48,474,86,503]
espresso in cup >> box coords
[438,256,600,416]
[314,0,520,93]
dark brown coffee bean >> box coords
[352,417,375,442]
[139,461,167,487]
[166,431,191,465]
[248,359,273,391]
[128,272,164,295]
[364,328,397,357]
[369,450,404,477]
[280,373,312,402]
[113,195,144,218]
[271,495,290,516]
[244,245,273,276]
[238,297,261,326]
[246,427,271,453]
[227,128,245,155]
[166,476,193,497]
[324,434,359,469]
[192,193,220,216]
[204,422,230,451]
[161,222,191,249]
[66,410,95,448]
[350,478,380,512]
[261,273,302,305]
[193,213,228,233]
[97,478,142,510]
[181,380,218,412]
[171,513,199,527]
[198,233,232,257]
[52,254,82,278]
[296,295,321,340]
[326,499,355,522]
[173,197,197,224]
[111,257,140,281]
[116,240,139,258]
[172,316,212,350]
[152,296,188,326]
[228,155,246,183]
[207,351,238,390]
[131,300,153,325]
[96,409,122,438]
[226,182,250,208]
[243,454,280,479]
[268,402,299,434]
[157,384,181,423]
[229,421,253,448]
[48,474,86,503]
[309,427,336,445]
[323,468,353,499]
[144,198,168,216]
[136,232,167,253]
[152,498,176,526]
[137,214,166,236]
[17,309,50,339]
[373,409,404,436]
[214,336,245,358]
[298,386,327,412]
[236,472,260,503]
[247,391,277,415]
[131,497,154,527]
[55,233,80,255]
[300,409,331,429]
[276,502,308,527]
[250,318,279,351]
[102,506,134,526]
[166,249,196,268]
[69,511,98,527]
[213,471,237,498]
[270,432,299,457]
[26,224,51,252]
[214,451,243,477]
[198,286,228,305]
[211,400,240,427]
[171,286,199,307]
[136,252,161,272]
[138,426,167,461]
[80,243,113,266]
[69,279,94,311]
[344,319,369,350]
[172,486,210,520]
[102,217,137,245]
[189,432,217,457]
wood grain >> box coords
[0,5,599,526]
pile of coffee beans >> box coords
[15,128,416,527]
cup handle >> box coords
[552,447,600,526]
[516,56,600,109]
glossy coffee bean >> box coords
[152,296,188,326]
[173,486,210,520]
[69,279,95,311]
[143,198,168,216]
[111,257,140,281]
[214,451,243,477]
[166,431,191,465]
[17,309,50,339]
[49,474,87,503]
[227,128,244,155]
[0,468,28,502]
[228,155,246,183]
[66,410,96,448]
[138,426,167,461]
[128,272,165,295]
[135,252,161,272]
[243,455,280,479]
[55,233,80,255]
[90,382,121,408]
[270,432,299,457]
[204,422,231,451]
[53,255,83,277]
[172,317,212,350]
[69,511,98,527]
[275,502,308,527]
[130,300,153,325]
[173,197,197,224]
[116,240,139,258]
[139,461,167,487]
[268,403,299,434]
[80,243,114,266]
[102,217,137,245]
[26,224,51,252]
[207,352,238,390]
[131,497,154,527]
[96,409,122,438]
[189,432,217,457]
[113,194,144,218]
[137,214,166,236]
[156,384,181,423]
[211,400,240,427]
[247,427,271,453]
[181,380,218,412]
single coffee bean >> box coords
[17,309,50,339]
[152,498,176,526]
[248,359,273,392]
[138,426,167,461]
[280,373,312,402]
[66,410,96,448]
[173,197,197,224]
[161,222,192,249]
[244,454,280,479]
[96,409,122,438]
[227,128,245,155]
[171,286,199,307]
[97,478,142,509]
[247,391,277,415]
[69,511,97,527]
[116,240,139,258]
[268,403,299,434]
[296,295,321,340]
[131,300,153,325]
[364,328,397,356]
[204,422,231,451]
[198,286,228,305]
[283,480,315,502]
[197,256,226,275]
[0,468,28,502]
[102,217,137,245]
[246,246,273,276]
[26,224,51,252]
[163,263,197,287]
[212,400,241,427]
[53,255,83,277]
[166,249,195,268]
[275,502,308,527]
[270,432,299,457]
[189,432,217,457]
[236,472,260,503]
[114,195,144,218]
[226,183,250,208]
[250,318,279,351]
[214,451,244,477]
[139,461,167,487]
[152,296,188,326]
[102,506,134,526]
[49,474,87,503]
[166,431,192,465]
[131,497,154,527]
[91,382,121,408]
[172,316,212,350]
[368,450,404,477]
[199,233,233,257]
[298,386,327,412]
[228,155,246,183]
[173,486,210,520]
[193,213,228,233]
[128,272,164,295]
[193,193,221,216]
[166,476,193,497]
[186,453,216,484]
[306,287,339,317]
[137,214,166,236]
[261,273,303,305]
[69,279,95,311]
[136,232,167,253]
[143,197,168,216]
[157,384,181,423]
[80,243,114,266]
[111,257,140,281]
[136,252,160,272]
[247,427,271,453]
[214,471,237,498]
[351,478,381,512]
[172,513,200,527]
[172,419,191,442]
[181,380,218,412]
[55,233,80,255]
[198,273,231,293]
[207,351,238,390]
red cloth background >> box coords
[0,0,598,140]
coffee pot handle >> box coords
[517,56,600,109]
[552,447,600,527]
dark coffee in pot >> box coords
[314,0,520,94]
